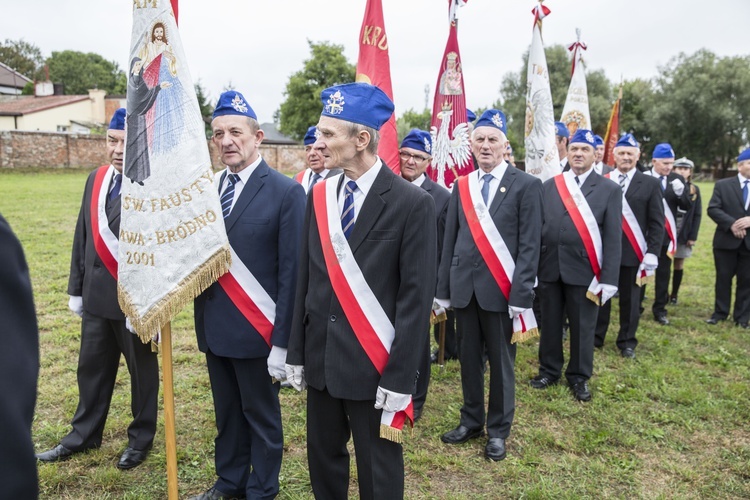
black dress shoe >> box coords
[570,381,592,402]
[736,321,749,329]
[669,296,678,305]
[529,375,558,389]
[36,444,76,462]
[188,487,245,500]
[621,348,636,359]
[705,316,725,325]
[441,424,484,444]
[413,407,423,423]
[116,447,150,470]
[430,349,456,364]
[484,438,507,461]
[654,314,670,325]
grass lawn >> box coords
[1,171,748,499]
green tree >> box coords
[396,108,431,142]
[46,50,126,95]
[497,44,612,157]
[650,50,750,172]
[195,80,214,138]
[277,40,355,141]
[618,78,657,152]
[0,38,45,80]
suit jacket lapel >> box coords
[732,178,745,211]
[490,167,516,217]
[347,164,390,254]
[581,170,599,199]
[225,161,268,233]
[626,170,643,200]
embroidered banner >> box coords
[560,29,590,135]
[119,0,231,342]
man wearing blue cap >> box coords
[36,109,159,470]
[594,134,664,358]
[437,110,542,460]
[286,82,436,498]
[294,125,342,194]
[397,128,450,421]
[556,121,570,171]
[191,91,306,500]
[644,143,692,325]
[592,134,612,175]
[706,148,750,329]
[531,129,622,402]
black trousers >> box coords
[595,266,641,350]
[61,312,158,452]
[412,323,430,414]
[205,352,282,499]
[712,247,750,323]
[652,245,672,317]
[455,295,516,438]
[307,386,404,500]
[538,281,597,385]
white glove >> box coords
[670,178,685,196]
[598,284,618,305]
[125,317,136,334]
[267,346,287,381]
[68,295,83,317]
[284,364,306,391]
[640,252,659,272]
[508,305,525,319]
[374,386,411,413]
[434,298,451,310]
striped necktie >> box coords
[618,173,627,191]
[341,180,357,239]
[221,173,240,219]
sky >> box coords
[2,0,747,124]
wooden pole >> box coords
[161,322,179,499]
[437,319,446,371]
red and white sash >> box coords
[604,172,654,286]
[663,199,677,258]
[554,172,603,304]
[217,246,276,348]
[312,176,413,442]
[90,165,119,279]
[294,169,306,185]
[457,174,538,343]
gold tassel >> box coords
[430,310,447,326]
[585,290,601,305]
[380,424,403,444]
[118,245,232,344]
[511,326,540,344]
[636,275,654,287]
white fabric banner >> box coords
[119,1,230,342]
[524,20,560,182]
[560,37,591,135]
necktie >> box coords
[220,173,240,219]
[744,180,749,209]
[574,176,580,186]
[619,173,627,192]
[660,175,666,191]
[481,173,493,205]
[109,173,122,200]
[309,172,322,191]
[341,180,357,239]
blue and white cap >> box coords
[653,143,675,159]
[474,109,507,135]
[466,109,476,123]
[555,121,569,138]
[594,134,604,147]
[213,91,257,120]
[737,148,750,163]
[319,82,394,131]
[303,126,317,146]
[615,133,639,148]
[109,108,125,130]
[400,129,432,155]
[570,129,596,148]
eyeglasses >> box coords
[399,151,430,163]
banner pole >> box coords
[161,322,179,499]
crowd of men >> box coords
[4,81,746,498]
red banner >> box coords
[171,0,178,25]
[426,0,472,189]
[603,85,622,166]
[356,0,399,173]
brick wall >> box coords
[0,130,308,175]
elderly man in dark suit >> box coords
[706,148,750,328]
[437,110,542,461]
[595,134,664,358]
[190,91,306,500]
[286,83,436,499]
[0,213,39,497]
[644,143,692,325]
[398,128,449,422]
[531,129,622,402]
[36,109,159,470]
[294,125,343,194]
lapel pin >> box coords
[500,187,506,193]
